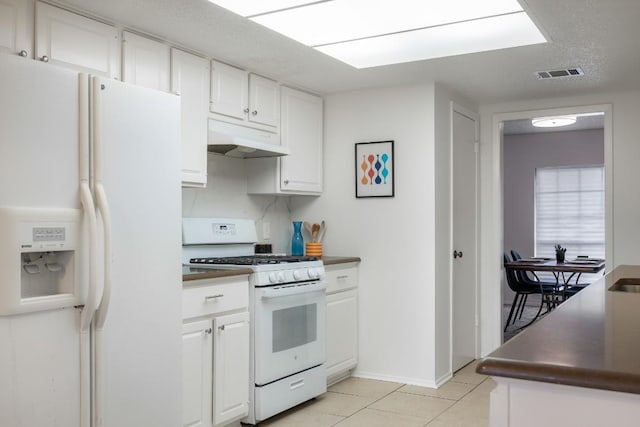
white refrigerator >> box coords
[0,54,183,427]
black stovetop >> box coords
[189,255,319,265]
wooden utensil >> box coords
[311,223,320,242]
[317,220,326,243]
[304,221,312,237]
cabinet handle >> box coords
[18,50,28,57]
[252,110,258,116]
[243,108,250,114]
[204,328,212,335]
[219,324,225,331]
[337,275,349,280]
[40,55,49,63]
[283,179,289,185]
[204,294,224,301]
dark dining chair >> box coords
[510,250,557,287]
[503,253,553,331]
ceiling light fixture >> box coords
[208,0,547,68]
[531,116,577,128]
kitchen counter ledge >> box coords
[182,267,252,282]
[477,264,640,394]
[182,256,359,282]
[321,256,361,265]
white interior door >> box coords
[452,107,478,372]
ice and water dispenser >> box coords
[0,207,84,315]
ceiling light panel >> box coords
[208,0,317,17]
[250,0,525,46]
[315,12,546,68]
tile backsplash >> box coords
[182,153,292,253]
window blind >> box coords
[535,165,605,282]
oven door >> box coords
[254,281,326,386]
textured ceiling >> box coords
[59,0,640,104]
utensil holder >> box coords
[305,242,323,257]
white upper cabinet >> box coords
[0,0,31,57]
[210,60,248,120]
[246,86,323,195]
[171,48,209,188]
[122,31,170,92]
[248,73,280,128]
[279,87,323,193]
[210,60,279,130]
[35,2,120,78]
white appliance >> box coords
[0,54,182,427]
[182,218,327,425]
[207,119,290,158]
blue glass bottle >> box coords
[291,221,304,256]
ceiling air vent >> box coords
[535,67,584,80]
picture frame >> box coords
[355,140,394,198]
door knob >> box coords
[453,250,463,259]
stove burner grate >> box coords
[190,255,319,265]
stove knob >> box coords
[293,270,305,281]
[277,272,286,282]
[308,268,319,279]
[269,272,278,283]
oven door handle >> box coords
[260,282,327,299]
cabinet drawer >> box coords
[183,277,249,319]
[325,266,358,294]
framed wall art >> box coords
[355,140,394,198]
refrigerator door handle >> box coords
[94,182,112,329]
[79,182,99,331]
[79,73,99,333]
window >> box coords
[535,165,605,282]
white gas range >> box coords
[182,218,327,425]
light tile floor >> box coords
[259,360,495,427]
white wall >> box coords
[291,82,475,386]
[182,153,293,253]
[479,91,640,356]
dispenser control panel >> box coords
[33,227,66,242]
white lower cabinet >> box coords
[213,311,250,426]
[182,276,250,427]
[325,263,359,385]
[182,318,213,427]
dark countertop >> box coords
[182,266,253,282]
[182,256,360,282]
[321,256,361,266]
[477,265,640,394]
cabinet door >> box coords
[182,319,213,427]
[210,60,248,120]
[248,74,279,128]
[280,87,323,193]
[122,31,170,92]
[0,0,30,57]
[326,289,358,379]
[171,48,209,187]
[35,2,120,78]
[213,311,249,426]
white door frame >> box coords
[450,101,480,372]
[488,103,613,348]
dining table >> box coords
[505,257,606,307]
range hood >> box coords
[207,119,290,158]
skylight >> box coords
[209,0,547,68]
